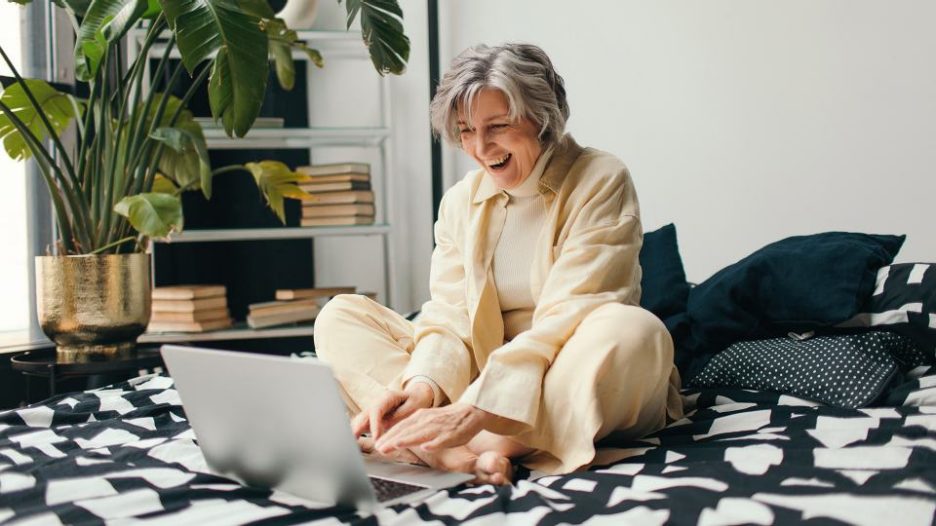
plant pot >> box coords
[35,253,152,363]
[277,0,319,30]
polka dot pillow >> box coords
[688,331,923,408]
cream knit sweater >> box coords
[493,148,553,341]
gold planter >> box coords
[36,253,152,363]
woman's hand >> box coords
[373,402,494,454]
[351,381,435,440]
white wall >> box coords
[308,0,434,312]
[439,1,935,282]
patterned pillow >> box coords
[839,263,936,363]
[688,331,923,409]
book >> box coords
[247,306,320,329]
[275,286,356,300]
[295,172,370,184]
[299,181,371,193]
[301,215,375,227]
[152,285,226,300]
[305,190,374,205]
[299,162,370,176]
[152,296,227,313]
[147,317,233,333]
[248,298,319,316]
[301,204,375,218]
[150,307,230,323]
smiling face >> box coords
[457,88,543,190]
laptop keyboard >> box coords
[369,476,428,502]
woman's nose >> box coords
[473,129,493,156]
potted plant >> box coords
[0,0,409,361]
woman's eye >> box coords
[491,124,508,130]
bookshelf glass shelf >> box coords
[131,28,365,42]
[156,225,390,243]
[139,322,316,343]
[201,127,390,149]
[141,29,371,62]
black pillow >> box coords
[839,263,936,363]
[682,232,905,378]
[639,224,691,319]
[689,331,920,409]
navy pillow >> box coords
[639,224,691,320]
[682,232,905,378]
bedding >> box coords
[683,232,905,378]
[689,331,925,409]
[1,368,934,525]
[639,223,691,320]
[840,262,936,360]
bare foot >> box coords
[410,446,513,486]
[473,450,512,485]
[357,436,425,466]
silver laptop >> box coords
[160,344,473,511]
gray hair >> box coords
[429,43,570,148]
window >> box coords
[0,3,29,345]
[0,0,56,349]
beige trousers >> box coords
[313,294,682,474]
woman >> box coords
[314,43,682,485]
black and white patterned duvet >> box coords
[1,368,935,525]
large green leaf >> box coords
[141,0,161,18]
[261,18,324,91]
[344,0,409,75]
[271,39,294,91]
[245,160,312,223]
[160,0,269,137]
[75,0,148,80]
[0,79,81,161]
[102,0,149,40]
[51,0,95,18]
[114,192,183,238]
[151,174,179,194]
[151,121,212,198]
[142,92,186,129]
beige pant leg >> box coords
[516,303,683,474]
[313,294,415,413]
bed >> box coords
[3,230,935,524]
[1,365,933,525]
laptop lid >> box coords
[160,344,377,509]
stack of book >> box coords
[247,298,323,329]
[247,286,363,329]
[275,286,356,304]
[148,285,232,333]
[298,162,375,226]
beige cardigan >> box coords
[402,135,643,433]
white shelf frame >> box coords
[140,322,315,343]
[157,225,391,243]
[201,127,390,149]
[127,25,401,342]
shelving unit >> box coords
[128,26,398,346]
[201,127,390,149]
[163,225,391,243]
[139,322,316,344]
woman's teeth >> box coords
[489,154,511,169]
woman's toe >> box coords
[474,451,512,485]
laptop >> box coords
[160,345,473,511]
